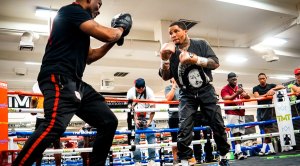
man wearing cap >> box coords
[126,78,157,166]
[289,67,300,151]
[291,68,300,96]
[253,73,284,155]
[221,72,250,160]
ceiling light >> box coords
[269,75,294,80]
[226,55,248,63]
[35,6,58,19]
[216,0,260,8]
[260,37,287,46]
[25,62,41,65]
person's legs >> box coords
[133,134,142,162]
[201,104,230,157]
[177,95,198,160]
[203,129,214,162]
[34,117,44,166]
[146,132,156,161]
[77,82,118,166]
[53,138,62,166]
[13,74,77,166]
[193,112,202,162]
[168,117,179,162]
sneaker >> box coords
[135,162,142,166]
[219,159,230,166]
[266,151,276,155]
[181,160,189,166]
[237,152,245,160]
[188,157,196,165]
[173,159,180,166]
[147,160,156,166]
[258,151,266,156]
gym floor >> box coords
[201,151,300,166]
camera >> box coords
[238,84,243,89]
[137,115,148,129]
[138,119,148,129]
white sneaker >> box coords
[258,151,266,156]
[147,160,156,166]
[181,160,189,166]
[135,162,142,166]
[237,152,245,160]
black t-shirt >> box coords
[166,39,218,92]
[253,83,276,105]
[38,3,92,80]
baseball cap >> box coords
[228,72,237,79]
[135,78,145,88]
[294,68,300,75]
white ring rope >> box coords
[9,100,300,113]
[41,130,300,154]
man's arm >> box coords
[159,43,175,81]
[147,89,156,126]
[147,105,155,127]
[80,20,123,43]
[87,43,115,64]
[266,85,285,96]
[221,89,243,100]
[291,85,300,95]
[179,50,219,70]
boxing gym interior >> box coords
[0,0,300,166]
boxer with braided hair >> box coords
[159,21,230,166]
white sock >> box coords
[268,143,275,152]
[220,155,227,160]
[235,144,241,153]
[181,160,189,166]
[261,143,267,152]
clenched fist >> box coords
[179,50,196,65]
[160,42,175,61]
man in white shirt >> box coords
[127,78,156,166]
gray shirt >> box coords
[165,85,179,118]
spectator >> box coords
[127,78,156,166]
[253,73,284,155]
[221,72,250,160]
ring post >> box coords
[273,89,296,148]
[0,81,8,165]
[0,81,8,151]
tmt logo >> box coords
[276,114,291,122]
[8,96,31,108]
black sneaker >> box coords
[219,159,230,166]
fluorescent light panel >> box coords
[226,55,248,63]
[25,62,41,65]
[261,37,287,47]
[35,6,58,19]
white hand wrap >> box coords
[160,59,170,69]
[196,56,208,67]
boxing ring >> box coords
[1,82,300,165]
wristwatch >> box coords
[188,52,194,58]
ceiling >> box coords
[0,0,300,97]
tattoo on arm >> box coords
[206,58,219,69]
[159,68,172,80]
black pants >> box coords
[193,111,213,161]
[177,84,230,160]
[13,74,118,166]
[168,117,180,142]
[35,117,61,166]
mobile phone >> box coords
[238,84,243,88]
